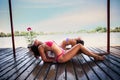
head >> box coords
[30,44,40,58]
[76,40,84,45]
[34,39,43,46]
[29,39,43,58]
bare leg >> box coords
[59,44,104,63]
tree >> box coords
[95,26,106,32]
[0,32,6,37]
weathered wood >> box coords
[55,63,66,80]
[0,47,120,80]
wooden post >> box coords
[8,0,16,58]
[107,0,110,53]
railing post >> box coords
[8,0,16,58]
[107,0,110,53]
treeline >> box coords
[0,26,120,37]
[0,31,42,37]
[76,26,120,33]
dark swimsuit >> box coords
[66,38,84,45]
[76,40,84,45]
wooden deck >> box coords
[0,46,120,80]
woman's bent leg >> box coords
[58,44,104,63]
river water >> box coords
[0,32,120,48]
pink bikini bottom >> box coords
[55,50,65,62]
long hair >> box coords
[76,40,84,45]
[30,45,40,58]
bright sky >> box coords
[0,0,120,33]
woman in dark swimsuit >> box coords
[60,37,84,50]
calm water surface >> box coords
[0,33,120,48]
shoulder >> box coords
[38,44,44,50]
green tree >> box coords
[15,31,20,36]
[0,32,6,37]
[95,26,106,32]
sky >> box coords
[0,0,120,33]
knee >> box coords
[76,43,82,48]
[57,57,67,63]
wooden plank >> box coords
[34,62,52,80]
[78,54,100,80]
[91,57,120,80]
[45,63,58,80]
[65,60,76,80]
[0,48,28,69]
[0,49,29,77]
[55,63,66,80]
[0,48,10,52]
[83,55,112,80]
[0,48,12,56]
[102,59,120,76]
[0,52,30,72]
[6,57,35,80]
[92,47,120,62]
[99,47,120,57]
[14,59,38,80]
[72,56,88,80]
[0,47,120,80]
[108,54,120,63]
[89,47,120,80]
[0,47,27,65]
[0,48,29,70]
[111,46,120,50]
[25,60,44,80]
[105,55,120,67]
[0,56,34,80]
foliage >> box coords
[0,26,120,37]
[94,26,106,32]
[111,26,120,32]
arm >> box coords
[60,40,67,50]
[38,45,55,62]
[46,52,55,59]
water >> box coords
[0,32,120,48]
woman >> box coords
[30,39,105,63]
[60,37,84,50]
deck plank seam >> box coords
[71,59,79,80]
[102,61,120,76]
[77,56,90,80]
[81,54,102,80]
[5,56,35,80]
[15,58,36,80]
[43,63,53,80]
[0,50,29,68]
[0,54,32,72]
[0,48,28,64]
[89,57,115,80]
[24,60,42,80]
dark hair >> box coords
[76,40,84,45]
[30,45,40,58]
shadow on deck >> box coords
[0,46,120,80]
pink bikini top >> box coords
[44,41,54,47]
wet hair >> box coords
[76,40,84,45]
[30,45,40,58]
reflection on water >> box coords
[0,32,120,48]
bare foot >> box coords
[94,55,105,61]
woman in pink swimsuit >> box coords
[30,39,105,63]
